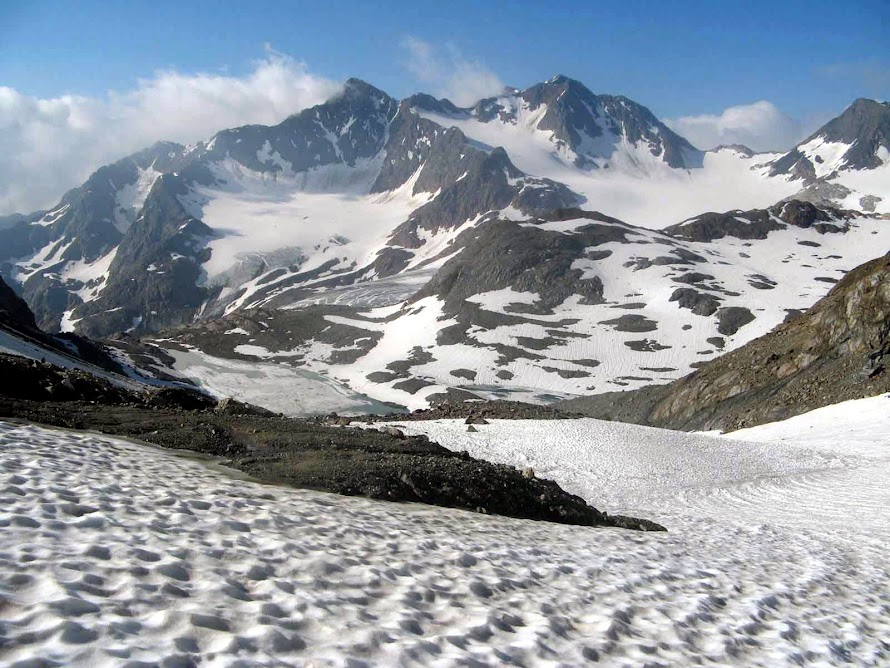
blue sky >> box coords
[0,0,887,214]
[2,0,886,117]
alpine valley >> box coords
[2,76,888,413]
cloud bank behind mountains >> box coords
[401,37,505,107]
[2,44,828,216]
[663,100,806,153]
[0,51,340,215]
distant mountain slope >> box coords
[411,80,805,226]
[0,142,184,330]
[154,201,889,410]
[3,79,577,336]
[768,98,890,213]
[0,75,886,411]
[770,99,889,178]
[412,75,700,170]
[560,252,890,431]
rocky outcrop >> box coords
[664,200,859,243]
[415,210,629,313]
[560,252,890,431]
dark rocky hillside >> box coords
[560,252,890,431]
[0,276,127,374]
[0,353,662,531]
[0,275,38,330]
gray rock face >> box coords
[75,175,212,336]
[770,98,890,179]
[0,142,185,330]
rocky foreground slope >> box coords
[561,252,890,431]
[0,276,129,376]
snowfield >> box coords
[162,345,397,416]
[2,396,889,666]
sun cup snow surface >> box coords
[1,401,889,666]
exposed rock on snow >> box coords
[561,252,890,431]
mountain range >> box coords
[1,75,887,411]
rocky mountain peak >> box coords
[519,77,699,168]
[805,97,889,149]
[711,144,755,157]
[542,74,600,93]
[183,77,399,178]
[341,77,393,105]
[403,93,465,117]
[770,97,890,179]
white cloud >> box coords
[401,37,504,107]
[0,50,340,215]
[663,101,804,153]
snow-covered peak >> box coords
[411,77,701,177]
[770,98,890,179]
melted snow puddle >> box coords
[1,418,888,667]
